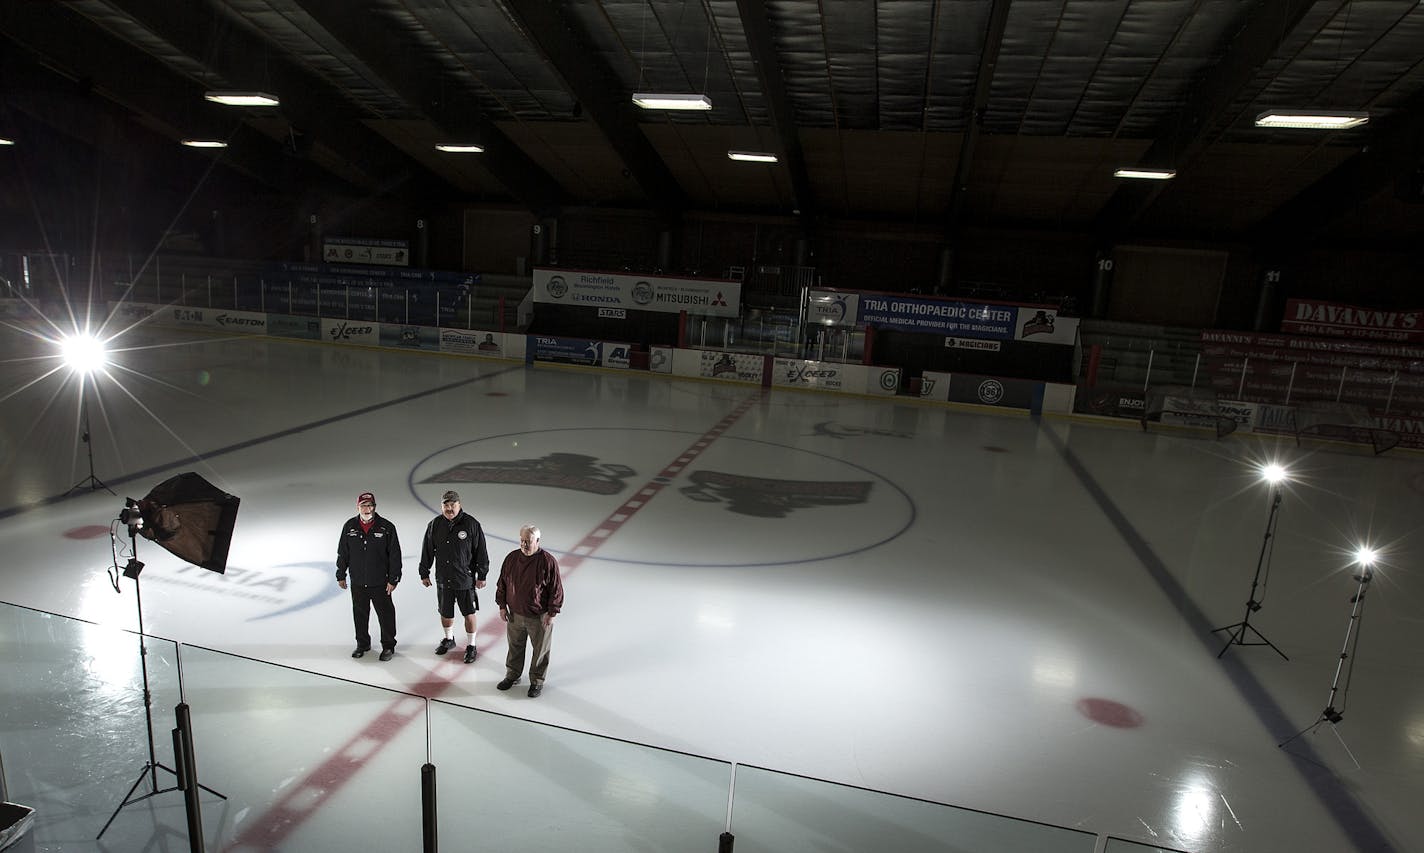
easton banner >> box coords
[533,268,741,318]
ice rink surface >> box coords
[2,321,1421,852]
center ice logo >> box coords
[680,470,872,518]
[421,452,635,495]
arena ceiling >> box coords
[3,1,1424,251]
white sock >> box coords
[443,626,454,640]
[466,632,476,646]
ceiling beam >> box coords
[735,0,815,229]
[290,0,565,217]
[103,0,455,203]
[1095,0,1317,236]
[500,0,687,224]
[946,0,1012,234]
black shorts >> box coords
[437,586,478,618]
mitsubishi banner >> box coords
[533,268,741,318]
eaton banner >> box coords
[533,269,741,318]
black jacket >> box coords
[336,514,402,587]
[419,511,489,590]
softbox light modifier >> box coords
[121,472,241,574]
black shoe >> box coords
[435,638,456,655]
[463,645,477,664]
[352,647,370,658]
[497,677,521,691]
[378,649,394,662]
[527,683,543,698]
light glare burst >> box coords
[1259,462,1288,484]
[60,333,110,374]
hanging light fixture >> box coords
[727,150,778,163]
[1113,167,1176,180]
[204,91,280,107]
[1254,109,1369,130]
[632,92,712,111]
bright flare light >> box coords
[1259,463,1288,484]
[60,333,109,374]
[1355,546,1378,568]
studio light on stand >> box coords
[98,473,240,851]
[1213,463,1290,659]
[61,332,115,496]
[1278,547,1379,766]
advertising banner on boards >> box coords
[533,269,741,318]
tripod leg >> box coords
[98,763,155,839]
[1249,626,1289,661]
[1214,622,1245,658]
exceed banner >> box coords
[1281,298,1424,343]
[533,269,741,318]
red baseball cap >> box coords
[357,492,376,506]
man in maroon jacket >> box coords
[494,524,564,698]
[336,491,402,661]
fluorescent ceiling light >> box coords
[727,150,779,163]
[1254,109,1369,130]
[632,92,712,111]
[180,139,228,149]
[435,144,485,153]
[1114,167,1176,180]
[204,91,280,107]
[0,137,14,146]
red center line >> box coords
[220,389,764,851]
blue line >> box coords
[1041,424,1396,852]
[0,364,525,521]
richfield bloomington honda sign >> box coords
[1281,298,1424,344]
[533,269,741,318]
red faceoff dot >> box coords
[1076,697,1144,728]
[64,525,112,540]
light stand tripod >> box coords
[1213,486,1287,659]
[97,525,224,842]
[1278,563,1374,761]
[67,387,114,496]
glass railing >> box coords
[1077,320,1422,450]
[1,603,1191,853]
[429,700,731,852]
[728,764,1097,853]
[0,603,183,851]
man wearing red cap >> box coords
[337,491,403,661]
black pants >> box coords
[351,584,397,651]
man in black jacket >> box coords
[419,490,489,664]
[336,491,402,661]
